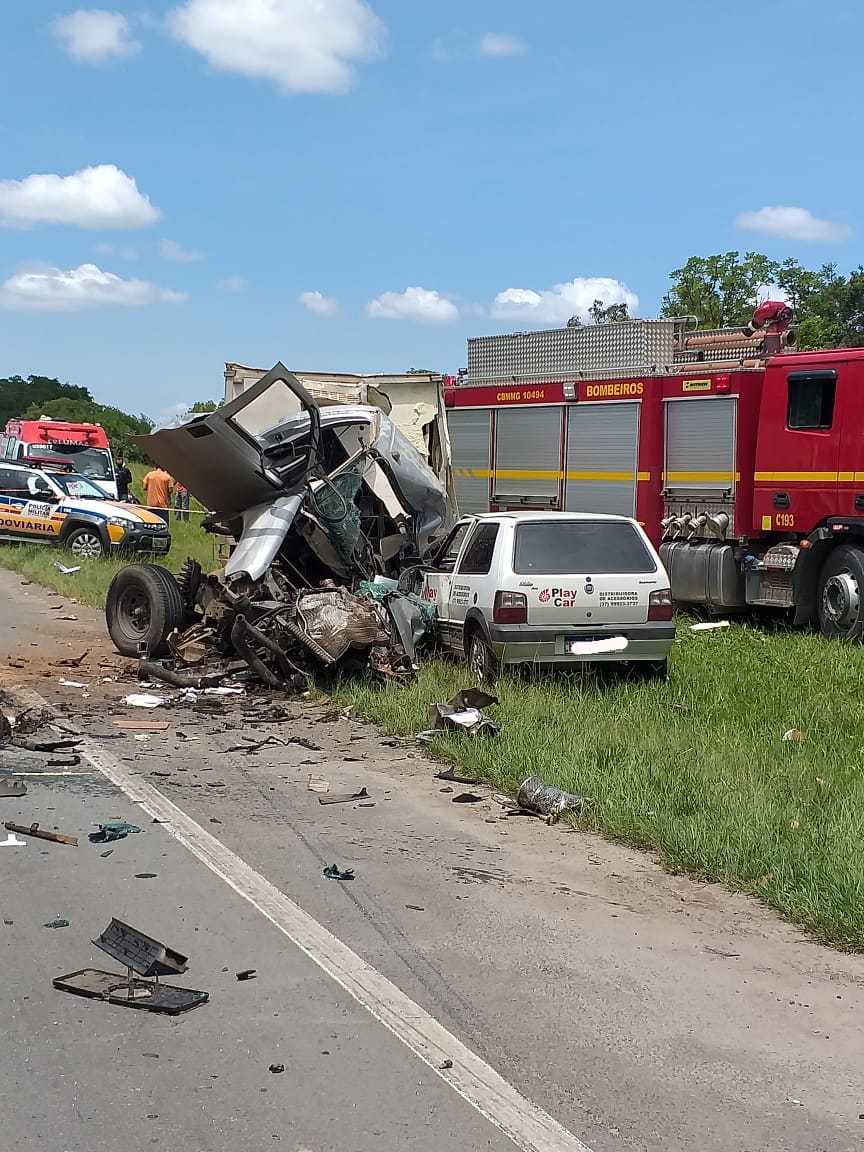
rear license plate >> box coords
[565,636,628,655]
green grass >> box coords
[2,469,862,947]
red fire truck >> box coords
[1,418,117,498]
[444,304,864,639]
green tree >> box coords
[189,399,219,413]
[0,374,92,428]
[19,396,154,463]
[661,252,780,328]
[588,299,630,324]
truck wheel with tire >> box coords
[466,626,498,685]
[817,545,864,640]
[64,525,106,559]
[105,564,186,657]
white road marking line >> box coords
[17,686,593,1152]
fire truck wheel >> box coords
[105,563,186,657]
[817,545,864,640]
[466,628,498,685]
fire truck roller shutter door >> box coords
[493,407,561,504]
[665,397,737,494]
[448,409,492,515]
[564,402,640,516]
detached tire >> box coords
[106,564,186,657]
[466,627,498,685]
[817,545,864,640]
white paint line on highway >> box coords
[18,685,593,1152]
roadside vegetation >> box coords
[1,513,862,947]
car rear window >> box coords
[513,520,656,575]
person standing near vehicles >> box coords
[114,457,133,503]
[174,480,190,522]
[142,466,174,524]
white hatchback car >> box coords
[418,511,674,681]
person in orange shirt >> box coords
[142,467,174,523]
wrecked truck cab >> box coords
[106,364,454,684]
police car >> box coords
[0,462,171,558]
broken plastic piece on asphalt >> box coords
[515,776,592,825]
[60,679,88,689]
[452,792,483,804]
[420,690,501,739]
[307,774,330,793]
[44,919,70,929]
[323,864,355,881]
[318,787,370,806]
[114,719,170,732]
[783,728,806,742]
[690,621,730,632]
[0,833,27,847]
[236,969,257,981]
[54,562,81,574]
[89,820,142,844]
[0,778,27,798]
[125,694,168,709]
[269,1064,285,1074]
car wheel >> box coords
[105,564,186,657]
[65,526,106,559]
[817,546,864,640]
[466,628,498,685]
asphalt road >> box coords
[2,566,863,1152]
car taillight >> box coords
[493,591,527,624]
[648,588,673,621]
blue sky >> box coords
[0,0,860,420]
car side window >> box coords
[457,523,500,575]
[0,467,28,495]
[435,523,471,573]
[27,474,54,497]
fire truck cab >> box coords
[446,311,864,640]
[1,418,117,498]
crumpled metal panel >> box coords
[295,588,388,662]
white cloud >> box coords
[159,238,204,262]
[299,289,339,316]
[95,241,139,259]
[167,0,384,93]
[491,277,639,326]
[367,286,458,324]
[0,263,187,312]
[0,165,160,230]
[478,33,525,57]
[51,9,141,63]
[217,275,247,292]
[735,206,851,243]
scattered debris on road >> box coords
[435,767,481,786]
[307,774,330,793]
[269,1063,285,1074]
[53,918,208,1016]
[0,832,27,847]
[44,918,70,929]
[0,778,27,797]
[452,792,484,804]
[53,651,89,667]
[318,787,370,806]
[782,728,806,743]
[4,821,77,846]
[236,969,257,981]
[114,719,170,732]
[54,562,81,575]
[690,621,731,632]
[323,864,355,882]
[515,776,592,826]
[88,821,142,844]
[124,693,168,709]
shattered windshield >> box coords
[26,444,113,481]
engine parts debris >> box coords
[323,864,355,881]
[4,821,77,846]
[515,776,592,825]
[419,690,501,740]
[89,821,142,844]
